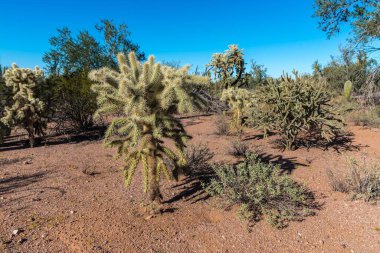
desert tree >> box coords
[314,0,379,53]
[44,19,145,131]
[1,64,48,147]
[89,52,209,204]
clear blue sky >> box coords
[0,0,350,77]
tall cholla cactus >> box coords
[89,52,209,203]
[343,80,353,101]
[207,45,247,90]
[221,87,252,129]
[1,64,47,147]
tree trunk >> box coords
[146,139,161,203]
[27,124,35,148]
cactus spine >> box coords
[89,52,209,203]
[1,64,47,147]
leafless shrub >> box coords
[228,140,249,157]
[185,144,214,176]
[327,156,380,203]
[215,115,230,136]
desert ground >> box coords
[1,114,379,253]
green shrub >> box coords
[50,72,98,131]
[250,72,343,149]
[327,156,380,203]
[204,153,316,228]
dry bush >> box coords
[185,144,214,176]
[348,106,380,128]
[228,140,249,157]
[327,156,380,203]
[214,115,230,136]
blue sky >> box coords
[0,0,350,76]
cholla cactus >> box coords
[221,87,252,129]
[251,72,343,149]
[207,45,247,90]
[343,80,353,100]
[89,52,209,203]
[1,64,47,147]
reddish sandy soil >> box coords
[0,115,379,253]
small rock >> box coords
[18,238,27,244]
[12,229,21,236]
[319,240,324,245]
[144,215,154,220]
[23,160,32,165]
[70,210,75,214]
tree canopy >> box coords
[43,19,145,75]
[314,0,380,52]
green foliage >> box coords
[1,64,48,147]
[89,52,209,202]
[343,80,353,100]
[44,20,145,131]
[250,72,343,149]
[314,0,379,52]
[204,153,316,228]
[221,87,252,129]
[43,19,145,75]
[314,49,377,92]
[327,156,380,203]
[49,72,98,131]
[247,60,268,89]
[207,45,248,90]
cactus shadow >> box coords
[0,172,47,195]
[0,126,106,152]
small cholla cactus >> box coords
[207,45,247,90]
[221,87,252,129]
[343,80,353,100]
[1,64,47,147]
[89,52,209,204]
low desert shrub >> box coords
[228,140,249,157]
[214,115,230,135]
[185,144,214,176]
[327,156,380,203]
[348,106,380,128]
[250,72,343,149]
[204,153,316,228]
